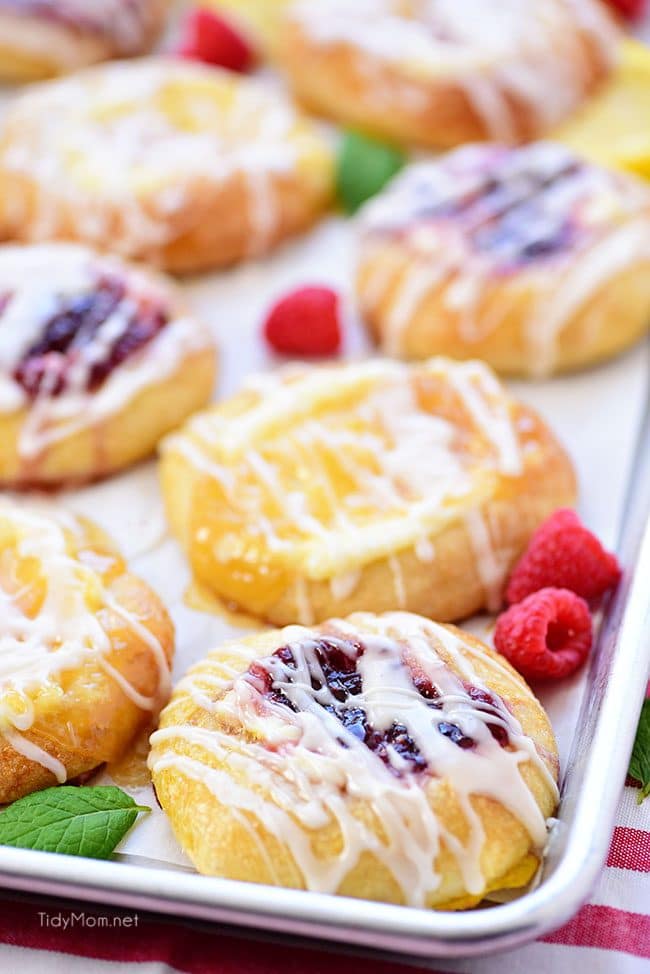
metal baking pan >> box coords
[0,363,648,962]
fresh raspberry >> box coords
[602,0,647,19]
[263,286,342,357]
[506,508,621,606]
[494,588,593,682]
[177,8,256,73]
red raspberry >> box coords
[263,286,342,357]
[506,508,620,606]
[494,588,593,682]
[177,8,256,73]
[602,0,647,19]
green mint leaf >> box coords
[0,786,150,859]
[337,131,406,215]
[629,699,650,804]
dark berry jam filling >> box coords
[407,148,585,270]
[247,637,511,777]
[10,275,169,399]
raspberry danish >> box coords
[149,611,559,909]
[0,499,174,804]
[280,0,619,149]
[160,358,576,625]
[0,0,169,81]
[357,143,650,376]
[0,243,216,488]
[0,58,334,273]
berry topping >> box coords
[603,0,647,20]
[506,508,621,606]
[494,588,593,682]
[177,7,256,73]
[437,722,474,749]
[263,286,342,357]
[11,276,169,399]
[366,144,591,271]
[246,635,513,776]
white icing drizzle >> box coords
[2,727,67,783]
[415,537,436,562]
[358,144,650,373]
[329,569,362,601]
[164,359,526,603]
[150,612,558,904]
[525,219,650,376]
[0,59,321,260]
[465,509,508,612]
[388,554,407,608]
[0,499,171,781]
[0,243,212,460]
[289,0,618,139]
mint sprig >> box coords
[0,786,150,858]
[337,131,406,214]
[629,699,650,804]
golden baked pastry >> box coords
[0,58,334,272]
[0,0,168,82]
[279,0,619,149]
[357,142,650,376]
[160,358,576,626]
[149,611,559,909]
[0,243,216,488]
[0,499,174,804]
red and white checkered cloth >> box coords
[0,780,648,974]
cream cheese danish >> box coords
[0,499,174,803]
[0,58,334,272]
[357,142,650,375]
[160,357,576,625]
[149,611,559,909]
[0,243,216,488]
[279,0,619,149]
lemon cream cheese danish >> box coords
[280,0,619,149]
[0,243,216,488]
[0,500,174,804]
[357,143,650,376]
[0,0,169,82]
[0,58,334,272]
[160,358,576,626]
[149,611,559,908]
